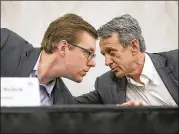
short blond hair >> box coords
[41,13,98,53]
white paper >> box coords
[1,77,41,107]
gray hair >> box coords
[97,14,146,52]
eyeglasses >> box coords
[68,42,96,62]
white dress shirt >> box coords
[126,53,177,106]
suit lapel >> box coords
[53,78,74,104]
[115,76,127,104]
[157,67,178,104]
[53,78,64,104]
[14,48,41,77]
[148,53,178,104]
[109,73,127,104]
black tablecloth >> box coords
[1,105,178,134]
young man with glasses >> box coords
[1,13,98,106]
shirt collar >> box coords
[143,53,160,85]
[33,52,41,72]
[127,53,160,86]
[32,52,55,96]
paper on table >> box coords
[1,77,40,107]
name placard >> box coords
[1,77,40,106]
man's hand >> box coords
[117,100,144,106]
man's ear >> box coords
[131,39,140,56]
[57,40,68,56]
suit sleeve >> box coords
[1,28,10,49]
[74,77,103,104]
[1,28,32,50]
[1,28,33,77]
[170,49,178,80]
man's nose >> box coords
[105,55,113,66]
[87,58,96,67]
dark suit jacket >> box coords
[75,49,178,105]
[1,28,75,104]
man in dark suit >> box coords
[75,14,178,106]
[1,13,98,105]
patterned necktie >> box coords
[31,70,52,106]
[40,85,52,106]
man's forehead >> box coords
[99,33,119,45]
[99,38,119,48]
[78,42,96,52]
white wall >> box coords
[1,1,178,96]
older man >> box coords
[75,14,178,106]
[1,13,98,105]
